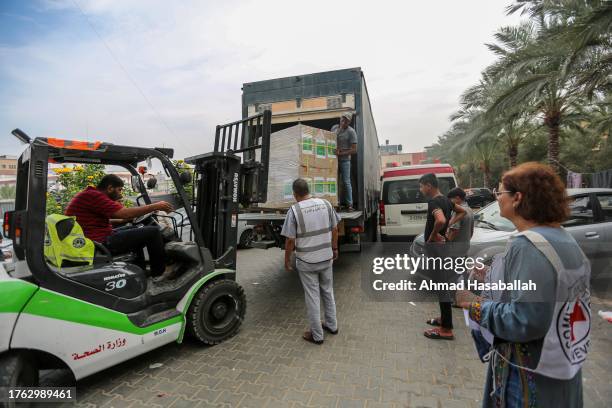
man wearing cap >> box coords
[331,113,357,211]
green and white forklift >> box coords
[0,111,272,392]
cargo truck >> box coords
[239,68,380,251]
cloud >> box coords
[0,0,522,157]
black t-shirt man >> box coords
[424,195,453,241]
[419,172,461,339]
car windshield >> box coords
[383,177,456,205]
[475,201,516,232]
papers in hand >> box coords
[464,309,494,344]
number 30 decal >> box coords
[105,279,127,291]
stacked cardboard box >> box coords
[261,124,338,208]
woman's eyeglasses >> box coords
[493,188,513,198]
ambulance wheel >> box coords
[0,352,38,402]
[187,279,246,345]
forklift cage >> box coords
[186,110,272,269]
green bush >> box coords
[46,164,134,215]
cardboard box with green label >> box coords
[262,124,338,208]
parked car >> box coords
[465,187,495,209]
[236,220,254,249]
[379,164,458,241]
[169,208,253,249]
[410,188,612,284]
[0,219,12,261]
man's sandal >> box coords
[426,318,441,327]
[424,328,454,340]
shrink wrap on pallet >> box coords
[262,124,338,208]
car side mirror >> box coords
[179,171,192,185]
[146,176,157,189]
[474,213,481,220]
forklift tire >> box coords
[0,351,39,407]
[187,279,246,345]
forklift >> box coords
[0,111,272,391]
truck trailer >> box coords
[239,67,380,251]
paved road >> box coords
[51,246,611,408]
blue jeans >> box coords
[339,160,353,207]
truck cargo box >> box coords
[242,68,381,249]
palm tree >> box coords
[455,70,537,168]
[485,1,611,173]
[438,117,500,188]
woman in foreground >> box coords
[458,162,591,407]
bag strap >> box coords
[515,229,565,273]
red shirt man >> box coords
[66,186,123,242]
[64,174,173,277]
[65,174,172,243]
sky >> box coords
[0,0,523,159]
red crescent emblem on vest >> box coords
[569,302,587,342]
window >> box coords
[383,177,456,205]
[596,194,612,222]
[475,201,516,232]
[402,161,411,165]
[563,195,594,227]
[326,96,342,109]
[255,103,271,113]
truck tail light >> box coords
[350,226,364,233]
[14,227,22,246]
[3,212,9,238]
[379,200,385,226]
[4,210,27,248]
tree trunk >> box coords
[544,112,561,173]
[508,143,518,168]
[481,161,490,188]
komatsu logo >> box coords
[103,273,126,281]
[232,172,239,203]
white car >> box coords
[236,220,254,249]
[170,208,253,249]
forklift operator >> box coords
[65,174,174,277]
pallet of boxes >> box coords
[262,124,338,209]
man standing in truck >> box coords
[332,112,357,211]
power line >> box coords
[71,0,186,149]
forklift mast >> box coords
[186,110,272,270]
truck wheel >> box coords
[0,352,39,406]
[187,279,246,345]
[370,215,378,242]
[238,229,254,249]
